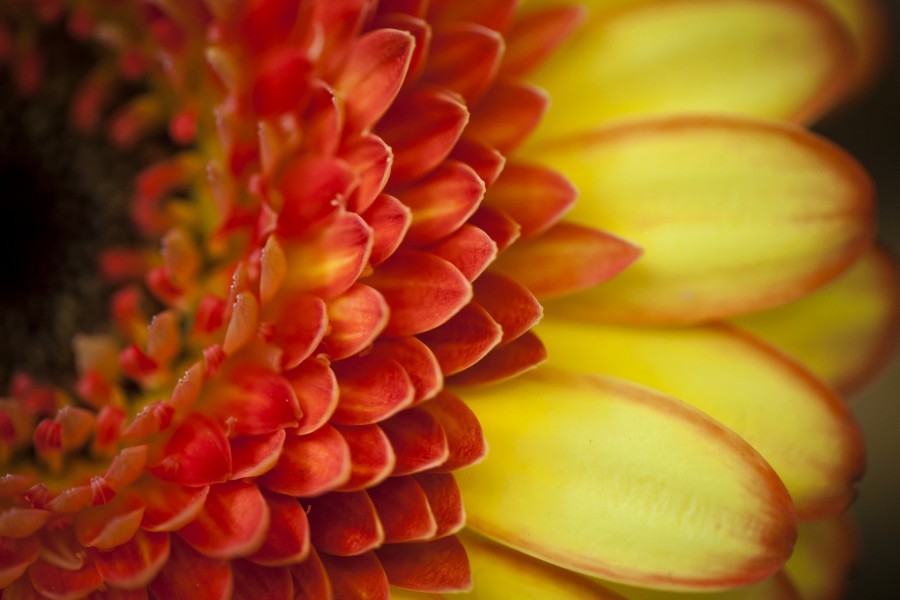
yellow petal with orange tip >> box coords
[784,516,859,600]
[537,116,874,325]
[535,319,864,520]
[458,531,624,599]
[456,368,797,591]
[735,247,900,395]
[600,571,800,600]
[524,0,853,142]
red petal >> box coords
[230,430,286,479]
[270,293,328,369]
[93,529,169,589]
[377,536,471,592]
[178,481,270,560]
[321,284,389,361]
[373,337,443,404]
[468,205,520,253]
[450,138,506,186]
[332,353,415,425]
[468,79,548,153]
[372,13,432,81]
[380,407,449,475]
[259,426,351,497]
[367,476,437,543]
[377,86,468,185]
[337,28,415,132]
[209,368,301,436]
[502,5,587,76]
[103,446,149,490]
[29,558,103,600]
[341,135,393,213]
[398,160,485,245]
[0,535,39,588]
[421,391,487,471]
[286,359,339,434]
[417,303,503,375]
[247,491,310,567]
[362,193,412,266]
[484,162,576,238]
[277,157,355,236]
[73,492,145,550]
[319,552,389,599]
[298,80,341,157]
[290,549,332,600]
[251,48,311,117]
[233,560,293,600]
[425,23,503,101]
[448,329,547,386]
[414,473,465,537]
[378,0,427,18]
[0,507,50,538]
[474,271,543,344]
[149,536,233,600]
[427,224,498,281]
[334,424,396,491]
[149,414,231,486]
[238,0,300,52]
[139,479,209,533]
[307,491,384,556]
[427,0,517,31]
[367,249,472,336]
[282,213,373,299]
[493,222,642,298]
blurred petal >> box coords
[602,571,799,600]
[537,319,864,519]
[736,247,900,395]
[819,0,890,95]
[784,516,859,600]
[527,0,853,141]
[457,368,797,590]
[539,116,874,323]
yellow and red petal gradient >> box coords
[525,0,855,141]
[736,247,900,395]
[457,369,797,591]
[536,319,865,520]
[537,116,874,324]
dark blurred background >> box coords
[815,3,900,597]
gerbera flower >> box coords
[0,1,894,600]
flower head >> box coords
[0,0,896,598]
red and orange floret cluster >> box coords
[0,0,639,597]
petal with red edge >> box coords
[247,491,310,567]
[483,162,576,239]
[420,391,487,471]
[336,29,415,132]
[307,491,385,556]
[93,529,169,590]
[277,158,356,236]
[456,368,797,590]
[334,424,396,491]
[417,303,502,375]
[363,193,412,266]
[149,536,233,600]
[0,535,39,588]
[251,49,311,117]
[321,284,389,361]
[492,222,641,299]
[427,224,497,282]
[377,536,471,593]
[332,353,415,425]
[286,358,338,435]
[139,478,209,533]
[425,23,503,101]
[413,473,465,538]
[527,0,854,140]
[178,481,270,560]
[230,430,286,479]
[150,413,231,487]
[74,492,145,550]
[341,135,393,213]
[319,552,389,600]
[259,425,351,497]
[381,407,449,475]
[602,570,800,599]
[474,271,542,345]
[447,330,548,386]
[468,79,548,153]
[373,13,432,81]
[232,560,293,600]
[468,205,520,253]
[373,337,443,403]
[368,477,437,543]
[269,293,328,370]
[398,160,485,246]
[501,5,587,76]
[0,508,50,538]
[29,558,103,600]
[209,368,301,436]
[377,86,468,185]
[540,116,874,324]
[290,548,332,600]
[450,138,506,187]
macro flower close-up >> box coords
[0,0,897,598]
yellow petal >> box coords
[599,571,799,600]
[459,531,623,599]
[736,247,900,395]
[457,368,796,591]
[536,116,874,324]
[524,0,853,141]
[536,319,865,519]
[784,516,858,600]
[819,0,889,95]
